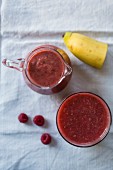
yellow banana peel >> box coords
[63,32,108,69]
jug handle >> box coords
[2,58,25,72]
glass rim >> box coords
[56,92,112,147]
[24,46,72,89]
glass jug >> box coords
[2,45,72,95]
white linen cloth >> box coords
[0,0,113,169]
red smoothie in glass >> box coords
[57,92,111,147]
[2,45,72,95]
[27,49,65,87]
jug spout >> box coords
[2,58,25,71]
[64,62,72,76]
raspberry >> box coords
[18,113,28,123]
[41,133,51,145]
[33,115,45,126]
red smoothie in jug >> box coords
[27,49,65,87]
[57,92,111,147]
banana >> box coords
[63,32,108,69]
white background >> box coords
[0,0,113,170]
